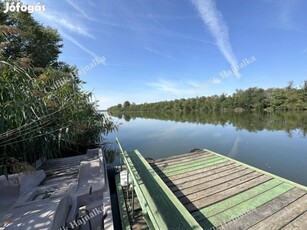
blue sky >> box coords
[24,0,307,109]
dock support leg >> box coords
[120,156,122,171]
[126,171,129,205]
[131,180,135,220]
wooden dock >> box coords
[117,148,307,229]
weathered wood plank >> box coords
[185,175,272,212]
[173,168,254,195]
[152,153,214,171]
[152,152,212,168]
[178,171,262,202]
[162,161,236,183]
[117,143,307,230]
[163,158,229,177]
[202,182,294,228]
[192,179,283,221]
[248,193,307,230]
[158,155,222,175]
[281,210,307,230]
[153,150,208,164]
[168,165,246,192]
[218,187,306,230]
[205,149,307,192]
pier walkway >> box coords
[116,144,307,229]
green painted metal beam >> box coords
[132,149,202,229]
[115,174,132,230]
[116,138,202,229]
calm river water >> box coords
[106,111,307,186]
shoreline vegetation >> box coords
[108,110,307,137]
[0,4,115,174]
[108,82,307,113]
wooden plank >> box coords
[185,175,272,212]
[178,171,262,202]
[115,142,307,230]
[172,168,254,195]
[192,179,283,221]
[248,193,307,230]
[162,158,229,177]
[152,153,214,171]
[115,174,131,230]
[205,149,307,192]
[158,155,222,175]
[153,150,208,164]
[281,210,307,230]
[152,151,211,168]
[201,182,294,228]
[218,187,306,230]
[168,165,246,192]
[162,162,236,183]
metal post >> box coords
[126,170,130,210]
[131,180,135,219]
[120,155,122,171]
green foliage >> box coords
[0,61,115,173]
[0,4,62,68]
[0,7,115,173]
[110,110,307,137]
[123,101,130,109]
[108,84,307,114]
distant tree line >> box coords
[110,110,307,137]
[108,82,307,113]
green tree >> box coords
[116,103,122,110]
[123,101,130,109]
[108,82,307,113]
[0,5,62,68]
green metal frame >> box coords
[116,138,202,230]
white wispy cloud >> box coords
[61,32,99,59]
[145,47,173,59]
[65,0,88,17]
[38,11,94,38]
[277,0,299,30]
[191,0,241,78]
[147,78,217,98]
[148,79,183,94]
[34,7,100,59]
[211,78,222,85]
[65,0,95,21]
[263,0,301,31]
